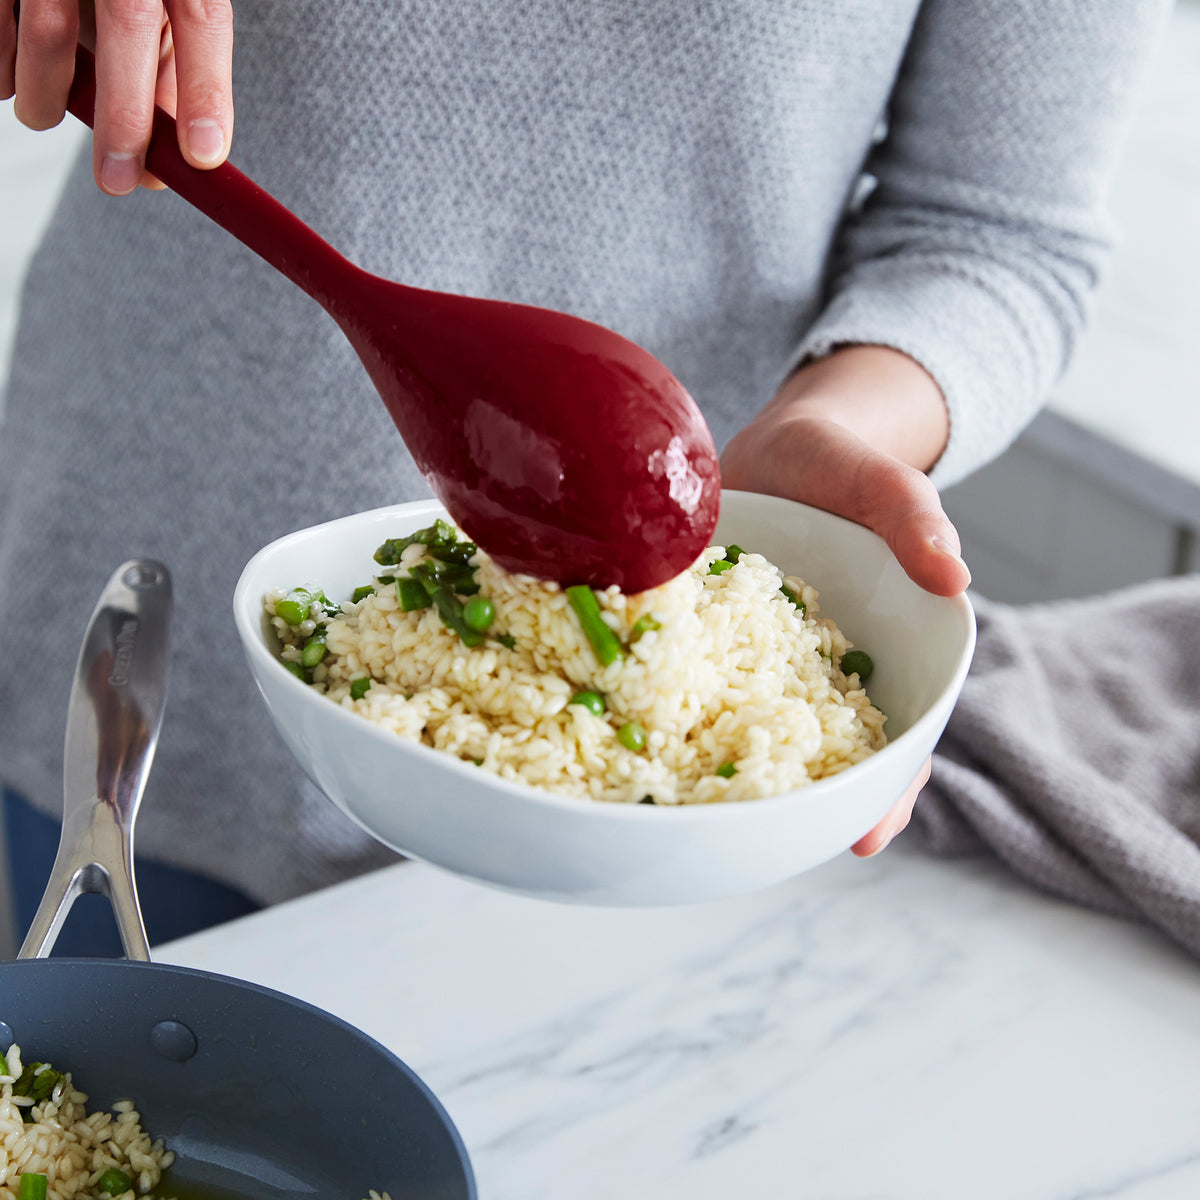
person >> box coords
[0,0,1170,950]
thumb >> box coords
[862,451,972,597]
[722,416,971,597]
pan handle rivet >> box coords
[123,563,166,589]
[150,1020,198,1062]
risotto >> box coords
[265,521,886,804]
[0,1044,173,1200]
[0,1044,393,1200]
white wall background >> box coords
[1047,0,1200,485]
[0,113,84,382]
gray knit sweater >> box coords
[0,0,1169,904]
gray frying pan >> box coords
[0,560,475,1199]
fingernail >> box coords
[863,830,896,858]
[187,118,225,165]
[931,535,971,584]
[100,152,141,195]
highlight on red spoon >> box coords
[341,277,722,594]
[65,47,721,593]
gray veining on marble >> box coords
[161,845,1200,1200]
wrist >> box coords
[765,345,950,474]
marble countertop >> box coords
[159,844,1200,1200]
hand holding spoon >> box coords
[66,47,721,594]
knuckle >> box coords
[168,0,233,32]
[180,81,227,116]
[98,0,167,38]
[17,4,79,53]
[101,100,155,142]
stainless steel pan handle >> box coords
[18,560,172,961]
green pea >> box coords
[349,676,372,701]
[716,760,738,778]
[617,721,646,752]
[462,595,496,632]
[570,690,606,716]
[840,649,874,681]
[708,559,734,576]
[97,1169,133,1197]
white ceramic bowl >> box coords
[233,491,975,906]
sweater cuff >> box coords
[786,258,1068,489]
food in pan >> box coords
[0,1045,393,1200]
[0,1044,173,1200]
[265,520,885,803]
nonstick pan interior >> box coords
[1,958,475,1199]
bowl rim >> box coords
[233,494,976,824]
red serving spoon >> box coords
[65,47,720,594]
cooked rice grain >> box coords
[0,1044,175,1200]
[269,542,886,803]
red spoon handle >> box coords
[66,45,363,317]
[61,46,722,592]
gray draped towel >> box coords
[915,574,1200,959]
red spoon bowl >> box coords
[65,48,721,594]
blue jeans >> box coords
[2,789,260,957]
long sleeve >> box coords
[792,0,1172,487]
